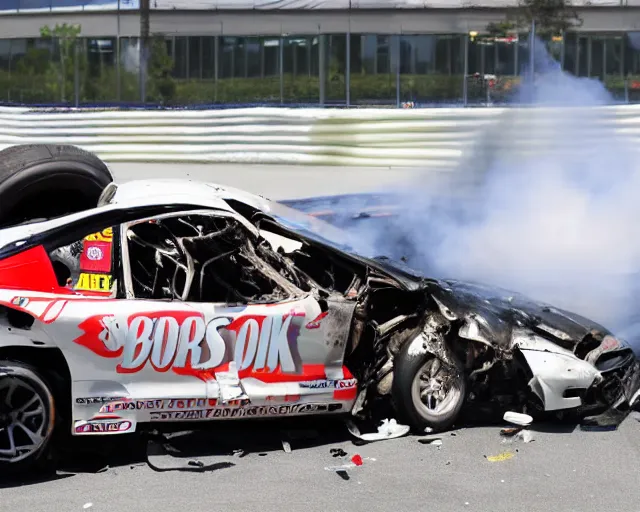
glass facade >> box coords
[0,32,640,106]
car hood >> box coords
[426,278,620,352]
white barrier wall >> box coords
[1,105,640,167]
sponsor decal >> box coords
[75,420,133,434]
[98,397,250,413]
[86,246,104,261]
[74,310,306,376]
[149,403,340,421]
[76,396,126,405]
[80,240,112,273]
[300,378,357,390]
[84,227,113,243]
[75,273,113,293]
[336,379,357,389]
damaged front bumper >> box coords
[515,330,640,426]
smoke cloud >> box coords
[354,37,640,349]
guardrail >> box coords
[1,105,639,167]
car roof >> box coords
[108,179,271,213]
[0,179,272,252]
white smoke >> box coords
[362,37,640,349]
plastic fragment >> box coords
[325,463,356,471]
[503,411,533,426]
[83,504,93,510]
[515,430,534,443]
[282,440,292,453]
[418,437,443,445]
[346,418,410,443]
[500,427,523,437]
[351,454,363,466]
[188,459,204,467]
[232,449,246,457]
[485,451,515,462]
[330,448,348,458]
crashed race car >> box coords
[0,144,638,474]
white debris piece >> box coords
[346,418,410,442]
[503,411,533,426]
[83,504,93,510]
[515,430,534,443]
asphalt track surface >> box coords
[2,163,640,512]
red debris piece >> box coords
[351,454,363,466]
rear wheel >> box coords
[0,361,56,475]
[0,144,113,228]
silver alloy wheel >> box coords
[0,371,53,464]
[411,357,463,419]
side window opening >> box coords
[126,214,307,303]
[47,226,116,296]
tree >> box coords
[486,0,583,39]
[139,0,150,102]
[40,23,82,102]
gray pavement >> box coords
[2,417,640,512]
[2,163,639,512]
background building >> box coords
[0,0,640,106]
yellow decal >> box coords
[84,227,113,243]
[75,273,112,293]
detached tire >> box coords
[0,144,113,228]
[392,340,466,433]
[0,361,57,476]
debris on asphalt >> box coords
[146,434,236,472]
[485,451,516,462]
[346,418,410,443]
[500,427,523,437]
[281,440,292,453]
[330,448,348,458]
[503,411,533,426]
[83,504,93,510]
[515,430,534,443]
[351,454,363,466]
[232,449,246,458]
[418,437,443,446]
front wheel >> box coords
[392,341,466,433]
[0,361,57,475]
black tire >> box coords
[0,144,113,228]
[0,360,57,476]
[392,340,466,433]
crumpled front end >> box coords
[424,279,640,427]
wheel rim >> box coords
[411,358,463,419]
[0,377,49,463]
